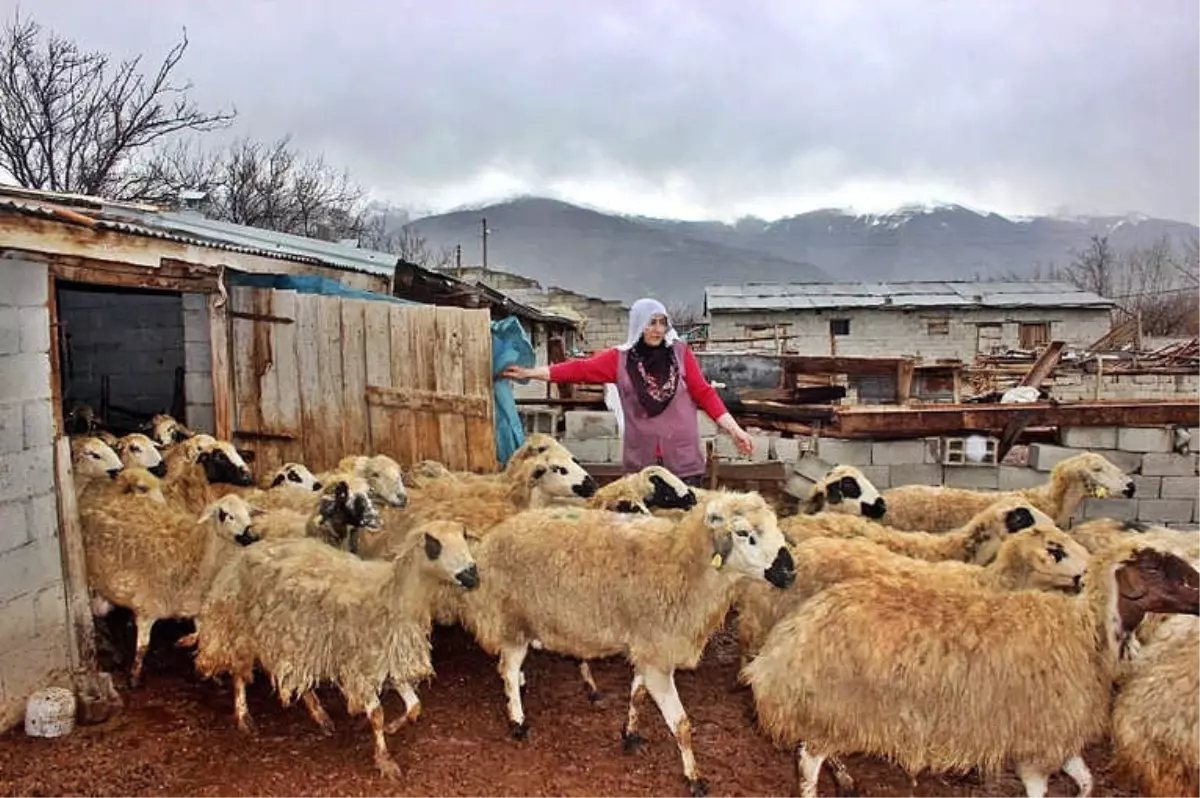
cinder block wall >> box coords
[0,257,71,730]
[181,294,215,434]
[553,407,1200,528]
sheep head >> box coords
[956,498,1056,565]
[503,432,571,474]
[341,454,408,508]
[1113,545,1200,634]
[145,413,194,446]
[525,453,598,501]
[1000,522,1091,593]
[116,433,167,477]
[640,466,697,511]
[72,436,123,480]
[268,462,322,492]
[1056,452,1136,500]
[112,468,167,504]
[702,491,795,589]
[196,441,254,487]
[408,520,479,590]
[319,475,383,531]
[199,495,259,547]
[804,465,886,519]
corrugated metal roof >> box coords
[705,280,1114,312]
[0,185,396,277]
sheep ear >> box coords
[826,481,843,503]
[531,466,547,482]
[238,448,256,464]
[270,473,286,488]
[806,491,826,513]
[424,533,443,560]
[1004,507,1035,533]
[710,528,734,569]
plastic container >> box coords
[24,687,77,738]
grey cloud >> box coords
[9,0,1199,221]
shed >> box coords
[703,280,1115,361]
[0,185,498,729]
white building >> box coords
[703,280,1114,360]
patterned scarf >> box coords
[626,337,679,417]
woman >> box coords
[501,298,754,486]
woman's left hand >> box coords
[732,427,755,456]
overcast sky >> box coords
[7,0,1199,223]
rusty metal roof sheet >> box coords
[705,280,1114,312]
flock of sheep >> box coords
[65,411,1200,798]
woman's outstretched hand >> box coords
[501,364,547,381]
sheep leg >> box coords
[579,660,604,703]
[498,642,530,740]
[796,742,826,798]
[621,673,647,753]
[129,615,156,688]
[366,695,401,780]
[1016,763,1049,798]
[301,690,335,736]
[384,682,422,734]
[826,756,857,796]
[1062,755,1093,797]
[233,675,256,735]
[640,665,706,797]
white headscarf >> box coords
[605,298,679,435]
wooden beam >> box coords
[896,359,915,403]
[230,310,294,324]
[1019,340,1064,388]
[209,293,233,439]
[22,251,222,293]
[366,384,490,418]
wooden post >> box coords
[896,360,915,404]
[209,292,233,439]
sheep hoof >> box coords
[588,690,605,705]
[375,756,402,781]
[621,730,644,754]
[316,719,335,737]
[236,716,257,737]
[687,777,709,797]
[509,720,530,741]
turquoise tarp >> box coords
[490,316,536,466]
[226,272,420,305]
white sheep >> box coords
[742,539,1200,798]
[799,464,887,518]
[188,520,480,779]
[459,490,796,796]
[71,435,124,492]
[114,432,167,477]
[79,493,260,686]
[585,465,697,515]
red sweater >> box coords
[548,346,728,421]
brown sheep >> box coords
[144,413,195,447]
[880,451,1135,531]
[799,465,887,518]
[459,490,795,796]
[114,432,167,478]
[79,493,260,686]
[742,540,1200,798]
[79,467,167,509]
[188,520,479,779]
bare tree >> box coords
[666,300,704,331]
[359,216,455,270]
[1065,235,1118,297]
[0,12,233,196]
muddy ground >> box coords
[0,621,1134,797]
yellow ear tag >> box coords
[711,553,723,568]
[1094,486,1109,499]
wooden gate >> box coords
[227,286,497,478]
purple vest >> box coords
[616,341,706,478]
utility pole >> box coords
[455,244,462,273]
[481,217,489,271]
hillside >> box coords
[402,197,1198,304]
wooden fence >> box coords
[226,286,496,478]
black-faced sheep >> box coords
[742,540,1200,798]
[799,465,887,519]
[265,461,322,492]
[459,490,795,796]
[161,437,256,513]
[880,451,1135,531]
[189,520,479,779]
[252,475,382,554]
[114,432,167,478]
[585,465,697,515]
[79,493,260,686]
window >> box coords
[829,318,850,336]
[1019,322,1050,349]
[926,317,950,336]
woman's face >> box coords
[642,313,669,347]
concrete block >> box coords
[25,492,57,545]
[18,307,49,354]
[785,474,815,501]
[0,538,62,604]
[0,499,28,554]
[186,403,215,435]
[817,438,871,466]
[607,438,623,463]
[888,463,943,487]
[0,596,37,649]
[31,580,66,634]
[1138,499,1196,525]
[1130,475,1162,500]
[1099,449,1144,475]
[714,435,746,460]
[944,466,1000,490]
[696,411,717,437]
[1081,498,1138,520]
[998,465,1046,491]
[856,464,891,490]
[564,410,618,440]
[748,434,771,464]
[183,372,214,405]
[562,437,610,463]
[871,440,928,466]
[772,437,801,463]
[182,292,208,312]
[0,259,48,307]
[22,399,53,449]
[1060,426,1118,450]
[184,342,212,371]
[0,445,54,503]
[0,402,21,455]
[1160,477,1200,500]
[1118,427,1173,453]
[0,310,17,355]
[1142,453,1197,477]
[791,453,835,483]
[0,353,50,403]
[1028,444,1079,472]
[922,437,943,464]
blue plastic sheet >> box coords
[226,272,420,305]
[490,316,536,466]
